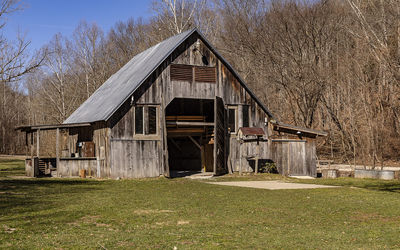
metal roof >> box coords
[64,29,195,124]
[238,127,265,136]
[64,28,275,124]
[273,122,327,137]
[16,123,91,132]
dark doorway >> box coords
[166,98,214,175]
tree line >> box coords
[1,0,400,166]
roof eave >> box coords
[16,122,92,132]
[195,29,276,120]
[273,122,328,137]
[103,28,198,122]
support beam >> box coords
[255,141,260,174]
[166,121,214,126]
[239,141,242,175]
[30,132,34,159]
[161,96,170,178]
[188,136,201,150]
[36,129,40,158]
[56,128,60,176]
[168,138,182,152]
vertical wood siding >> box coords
[105,35,272,178]
[59,33,316,178]
[270,139,316,177]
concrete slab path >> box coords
[208,181,340,190]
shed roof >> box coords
[16,123,91,132]
[238,127,265,136]
[63,28,275,124]
[273,122,327,137]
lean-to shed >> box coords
[18,28,326,178]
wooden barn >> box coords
[18,28,326,179]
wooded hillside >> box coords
[2,0,400,166]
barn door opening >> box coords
[214,96,227,175]
[165,98,215,177]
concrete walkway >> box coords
[208,181,340,190]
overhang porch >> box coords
[17,122,98,177]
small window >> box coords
[228,106,237,134]
[242,105,249,128]
[135,106,144,134]
[134,105,159,137]
[148,106,157,135]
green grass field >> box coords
[1,158,400,249]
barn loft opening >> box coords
[166,98,214,176]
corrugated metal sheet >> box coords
[273,122,327,136]
[64,28,276,124]
[64,29,195,124]
[238,127,265,136]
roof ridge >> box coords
[63,27,276,125]
[63,28,196,124]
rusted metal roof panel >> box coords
[238,127,265,136]
[273,122,327,136]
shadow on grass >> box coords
[0,178,104,217]
[296,177,400,193]
[0,166,24,171]
[356,181,400,193]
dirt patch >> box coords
[133,209,173,215]
[2,225,17,233]
[0,191,26,195]
[208,181,340,190]
[351,212,400,223]
[177,220,190,225]
[68,215,112,228]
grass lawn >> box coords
[0,158,25,177]
[1,159,400,249]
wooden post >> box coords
[161,96,170,177]
[255,139,260,174]
[36,129,40,158]
[188,136,201,149]
[25,132,28,156]
[56,128,60,177]
[239,140,242,175]
[30,132,34,159]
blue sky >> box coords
[3,0,153,52]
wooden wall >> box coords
[93,123,110,178]
[271,139,316,177]
[58,32,317,179]
[60,123,110,178]
[58,158,97,177]
[109,88,163,178]
[105,34,272,178]
[110,140,162,178]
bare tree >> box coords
[152,0,206,34]
[0,0,44,153]
[70,21,105,99]
[35,34,78,122]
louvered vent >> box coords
[195,66,216,83]
[170,64,193,82]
